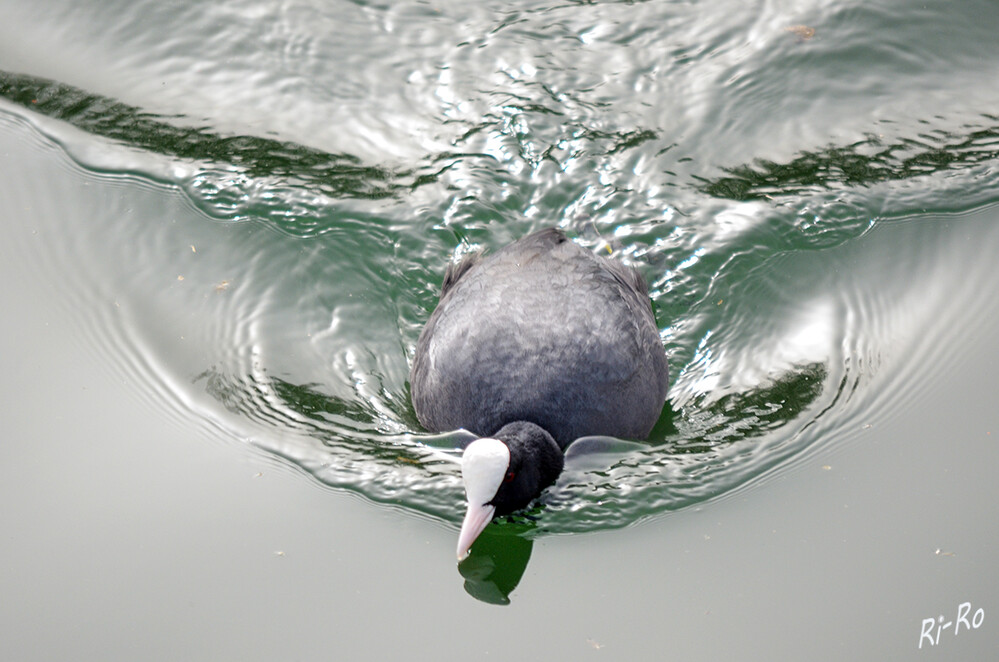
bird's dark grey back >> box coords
[411,228,668,448]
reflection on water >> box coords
[682,363,827,451]
[0,70,422,232]
[699,118,999,201]
[458,525,535,606]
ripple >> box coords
[5,0,999,540]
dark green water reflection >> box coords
[700,119,999,201]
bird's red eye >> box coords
[504,470,516,483]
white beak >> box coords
[457,501,496,560]
[456,438,509,561]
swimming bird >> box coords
[410,228,669,559]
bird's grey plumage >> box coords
[410,228,669,448]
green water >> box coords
[2,0,999,657]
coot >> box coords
[410,228,668,558]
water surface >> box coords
[2,0,999,656]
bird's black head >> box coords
[456,421,565,560]
[487,421,564,516]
